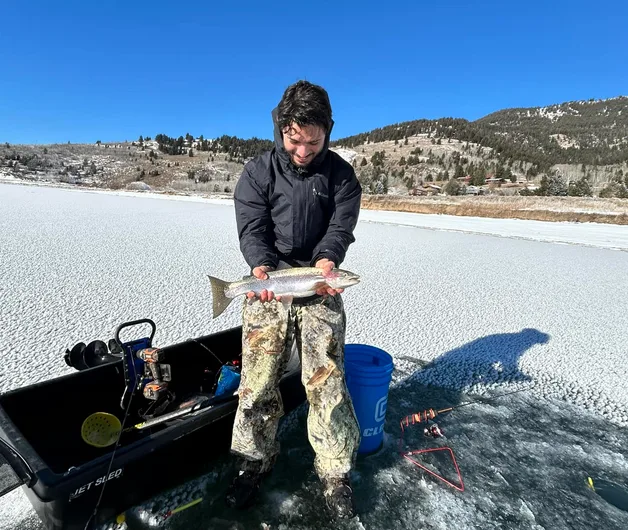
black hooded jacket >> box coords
[233,108,362,270]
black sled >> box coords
[0,319,304,529]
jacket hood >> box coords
[271,106,334,175]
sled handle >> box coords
[0,438,36,492]
[114,318,157,345]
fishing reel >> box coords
[423,423,443,439]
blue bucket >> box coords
[344,344,394,454]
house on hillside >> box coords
[465,185,482,195]
[409,184,441,196]
[409,187,428,196]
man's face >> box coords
[282,123,326,167]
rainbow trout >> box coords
[207,267,360,318]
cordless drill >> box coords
[136,347,172,400]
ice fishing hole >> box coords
[589,477,628,513]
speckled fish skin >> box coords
[208,267,360,318]
[229,267,358,297]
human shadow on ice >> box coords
[400,327,550,390]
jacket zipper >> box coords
[299,178,307,249]
[313,185,328,199]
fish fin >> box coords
[280,294,294,312]
[314,281,329,293]
[207,275,232,318]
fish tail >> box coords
[207,275,232,318]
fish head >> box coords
[325,269,360,290]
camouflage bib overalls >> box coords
[230,293,360,481]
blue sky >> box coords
[1,0,626,145]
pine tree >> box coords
[568,177,592,197]
[443,178,461,195]
[536,174,568,196]
[471,166,486,186]
[371,151,386,166]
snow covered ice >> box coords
[0,182,627,529]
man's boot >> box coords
[322,475,356,520]
[225,465,269,510]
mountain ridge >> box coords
[2,96,627,200]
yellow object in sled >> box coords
[81,412,122,448]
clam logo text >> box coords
[374,395,388,422]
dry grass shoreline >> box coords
[3,177,628,225]
[361,195,628,225]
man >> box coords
[225,80,362,519]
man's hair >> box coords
[276,80,332,134]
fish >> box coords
[207,267,360,318]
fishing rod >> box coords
[400,384,535,431]
[398,384,536,492]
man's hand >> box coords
[247,266,281,302]
[315,259,344,297]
